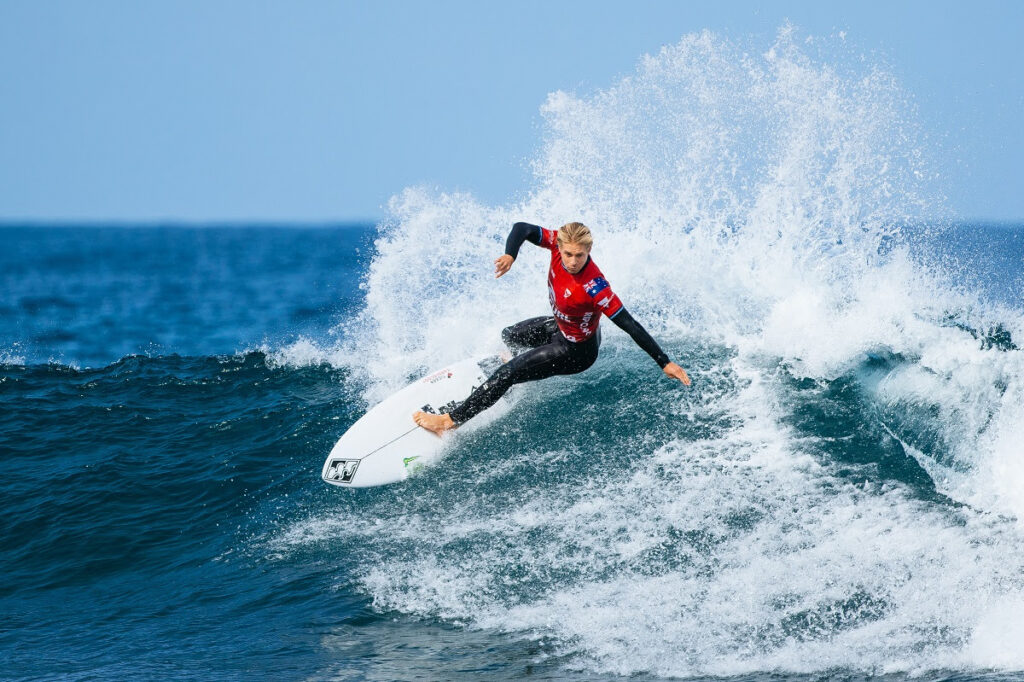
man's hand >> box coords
[494,254,515,278]
[663,362,691,386]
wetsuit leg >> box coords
[449,332,600,425]
[501,316,559,354]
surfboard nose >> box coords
[321,355,501,488]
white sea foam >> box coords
[285,26,1024,676]
[258,337,356,371]
[283,351,1024,676]
[0,346,26,366]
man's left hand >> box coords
[663,362,691,386]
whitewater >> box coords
[279,28,1024,677]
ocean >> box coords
[3,30,1024,682]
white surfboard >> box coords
[321,355,504,488]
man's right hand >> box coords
[494,254,515,278]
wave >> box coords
[256,26,1024,678]
[0,350,355,589]
[274,343,1024,677]
[319,25,1024,519]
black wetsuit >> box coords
[448,222,671,425]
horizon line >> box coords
[0,218,383,228]
[2,217,1023,228]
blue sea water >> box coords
[4,30,1024,682]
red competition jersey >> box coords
[540,227,624,342]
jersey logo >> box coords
[583,277,609,297]
[563,288,572,298]
[597,296,612,308]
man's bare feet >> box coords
[412,411,456,436]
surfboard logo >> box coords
[423,369,454,384]
[323,458,360,484]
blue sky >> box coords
[1,1,1021,222]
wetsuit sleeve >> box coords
[504,222,544,259]
[608,307,672,369]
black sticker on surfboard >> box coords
[324,458,360,484]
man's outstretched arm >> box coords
[609,308,691,385]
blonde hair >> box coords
[557,222,593,249]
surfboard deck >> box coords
[321,354,504,488]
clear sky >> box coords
[1,1,1021,222]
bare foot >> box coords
[412,411,456,436]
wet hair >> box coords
[557,222,593,250]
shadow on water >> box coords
[775,317,1020,514]
[777,363,944,502]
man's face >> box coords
[559,242,590,274]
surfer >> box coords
[413,221,691,434]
